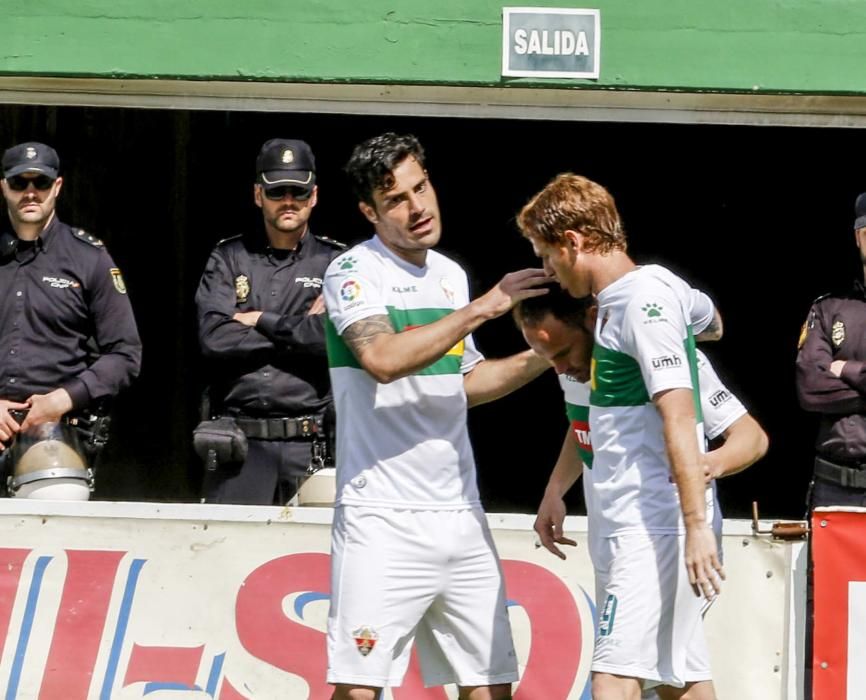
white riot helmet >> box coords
[7,422,93,500]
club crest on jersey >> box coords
[109,268,127,294]
[440,277,456,305]
[235,275,250,303]
[832,320,845,347]
[352,626,379,656]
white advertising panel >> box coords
[0,502,798,699]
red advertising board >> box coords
[812,507,866,700]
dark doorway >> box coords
[1,104,858,518]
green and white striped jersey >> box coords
[560,348,745,562]
[323,236,484,509]
[589,265,715,538]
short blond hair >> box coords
[517,173,627,255]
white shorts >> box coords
[326,505,518,689]
[591,532,712,688]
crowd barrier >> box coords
[0,501,804,699]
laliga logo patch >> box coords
[352,626,379,657]
[282,149,294,164]
[340,279,361,302]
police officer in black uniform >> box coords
[195,138,344,505]
[794,192,866,699]
[797,192,866,507]
[0,141,142,486]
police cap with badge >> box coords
[256,138,316,194]
[1,141,60,180]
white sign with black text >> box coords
[502,7,600,79]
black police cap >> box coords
[2,142,60,179]
[256,139,316,190]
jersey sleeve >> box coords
[323,249,388,335]
[455,269,484,372]
[621,285,694,399]
[696,350,746,439]
[685,287,715,335]
[461,333,484,373]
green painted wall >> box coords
[1,0,866,94]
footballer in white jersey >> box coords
[324,133,551,698]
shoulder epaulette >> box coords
[71,228,104,248]
[314,234,347,250]
[216,234,243,247]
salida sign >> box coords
[502,7,600,79]
[0,548,595,698]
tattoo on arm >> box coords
[343,315,395,359]
[695,315,722,342]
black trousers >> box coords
[204,438,314,506]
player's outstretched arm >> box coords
[463,350,549,407]
[534,427,582,560]
[344,269,549,383]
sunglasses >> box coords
[263,185,312,201]
[6,175,55,192]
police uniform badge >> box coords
[109,268,127,294]
[797,321,809,349]
[235,275,250,304]
[832,320,846,348]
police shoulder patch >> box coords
[314,234,347,250]
[71,228,104,248]
[110,268,127,294]
[797,320,809,350]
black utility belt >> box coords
[815,456,866,489]
[233,414,325,441]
